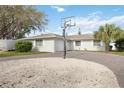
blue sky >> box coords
[31,5,124,36]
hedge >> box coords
[115,38,124,51]
[15,40,32,52]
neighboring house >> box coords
[19,33,106,52]
[0,40,16,51]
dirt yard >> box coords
[0,58,119,88]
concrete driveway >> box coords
[0,51,124,87]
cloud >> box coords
[52,11,124,35]
[72,12,124,34]
[51,6,65,13]
[88,11,102,17]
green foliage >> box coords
[115,38,124,51]
[110,51,124,56]
[15,41,32,52]
[0,51,46,57]
[0,6,47,39]
[94,23,124,52]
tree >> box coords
[94,24,124,52]
[0,6,47,39]
[115,38,124,51]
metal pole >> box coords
[61,16,75,59]
[63,28,66,59]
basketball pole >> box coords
[63,28,66,59]
[61,16,76,59]
[62,21,68,59]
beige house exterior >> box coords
[1,33,118,52]
[67,34,105,51]
[20,33,64,52]
[20,33,105,52]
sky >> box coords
[31,5,124,36]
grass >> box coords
[92,50,124,56]
[0,51,47,57]
[109,51,124,56]
[79,50,124,56]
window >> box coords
[93,40,101,46]
[36,40,43,46]
[75,41,81,46]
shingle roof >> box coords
[19,33,94,40]
[66,34,94,40]
[19,33,63,40]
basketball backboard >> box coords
[61,16,76,28]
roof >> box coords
[19,33,94,41]
[19,33,63,40]
[66,34,94,40]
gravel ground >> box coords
[0,58,119,88]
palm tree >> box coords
[94,23,123,52]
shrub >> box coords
[15,40,32,52]
[115,38,124,51]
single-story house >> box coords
[19,33,106,52]
[19,33,64,52]
[1,33,118,52]
[66,34,105,51]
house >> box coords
[19,33,64,52]
[19,33,105,52]
[0,33,106,52]
[66,34,105,51]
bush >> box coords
[115,38,124,51]
[15,41,32,52]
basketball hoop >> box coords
[61,16,76,59]
[61,16,76,29]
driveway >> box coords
[0,51,124,87]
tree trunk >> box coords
[105,42,110,52]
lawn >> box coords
[0,51,47,57]
[84,51,124,56]
[110,51,124,56]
